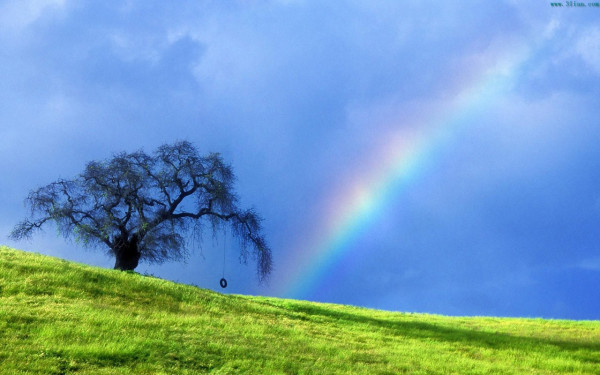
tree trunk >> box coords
[113,234,141,271]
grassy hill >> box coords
[1,246,599,374]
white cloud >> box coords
[575,27,600,75]
[108,32,163,64]
[538,22,600,78]
[543,18,560,39]
[577,258,600,271]
[0,0,67,32]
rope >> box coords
[219,226,228,288]
[222,227,226,278]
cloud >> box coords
[576,258,600,271]
[0,0,67,33]
[575,27,600,75]
[512,18,600,98]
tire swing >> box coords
[219,227,228,289]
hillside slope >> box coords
[1,245,599,374]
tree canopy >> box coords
[11,141,272,281]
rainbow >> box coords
[278,43,533,299]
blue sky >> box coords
[1,0,600,320]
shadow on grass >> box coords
[275,302,600,365]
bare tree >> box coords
[10,141,272,281]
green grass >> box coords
[1,245,599,374]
